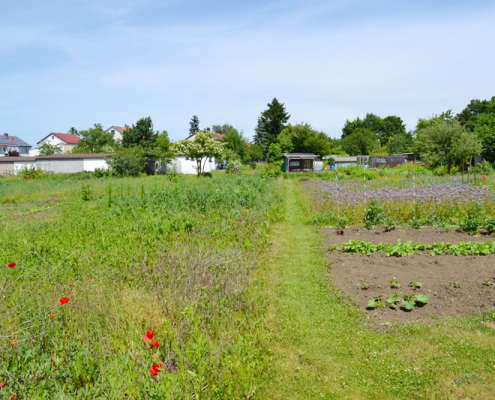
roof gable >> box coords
[38,133,81,145]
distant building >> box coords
[0,153,114,176]
[185,128,225,142]
[37,133,81,154]
[282,153,320,173]
[0,133,32,157]
[105,125,129,142]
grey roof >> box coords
[284,153,319,159]
[37,153,115,159]
[335,157,358,162]
[0,135,32,147]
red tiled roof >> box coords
[52,133,81,144]
[110,126,129,132]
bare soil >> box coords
[323,226,495,327]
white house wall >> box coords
[83,158,110,172]
[173,156,216,175]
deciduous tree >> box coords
[72,123,115,153]
[341,128,379,155]
[38,142,63,156]
[170,130,225,176]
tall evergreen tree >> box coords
[253,117,268,151]
[189,115,200,135]
[259,98,290,147]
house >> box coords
[0,134,32,157]
[282,153,321,173]
[185,128,225,142]
[105,125,129,142]
[0,153,114,176]
[37,133,81,154]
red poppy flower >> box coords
[149,366,158,376]
[11,339,17,343]
[0,382,4,388]
[10,394,16,400]
[88,279,91,282]
[8,262,16,268]
[152,363,162,372]
[49,314,55,318]
[143,330,154,342]
[150,340,159,349]
[69,284,73,287]
[58,297,70,305]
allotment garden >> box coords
[1,165,495,399]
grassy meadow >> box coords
[0,173,282,398]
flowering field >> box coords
[307,176,495,226]
[0,175,281,398]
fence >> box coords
[370,155,407,169]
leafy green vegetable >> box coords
[409,281,422,288]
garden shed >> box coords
[282,153,319,173]
[334,156,358,169]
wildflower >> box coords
[69,284,73,287]
[143,330,154,343]
[11,340,17,344]
[49,314,55,318]
[150,340,160,349]
[10,394,17,400]
[58,297,70,305]
[88,279,91,282]
[150,363,162,376]
[0,382,4,388]
[8,262,16,268]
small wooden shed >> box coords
[282,153,319,173]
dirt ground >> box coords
[323,226,495,327]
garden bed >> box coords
[324,226,495,327]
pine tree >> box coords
[189,115,200,136]
[253,117,268,151]
[259,98,290,147]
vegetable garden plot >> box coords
[324,227,495,327]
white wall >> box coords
[39,135,65,147]
[13,160,36,173]
[105,128,123,141]
[173,156,216,175]
[83,158,110,172]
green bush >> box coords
[260,163,282,178]
[18,166,46,180]
[249,161,257,169]
[108,147,147,177]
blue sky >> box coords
[1,0,494,146]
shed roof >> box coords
[37,153,115,159]
[334,157,358,162]
[284,153,319,159]
[0,157,36,162]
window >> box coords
[51,135,54,140]
[111,130,115,134]
[304,159,312,169]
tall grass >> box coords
[0,175,282,398]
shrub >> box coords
[226,159,241,174]
[108,147,147,177]
[18,166,45,180]
[364,199,387,229]
[260,163,282,178]
[249,161,257,169]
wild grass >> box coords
[0,174,282,398]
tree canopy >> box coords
[341,128,379,155]
[122,117,157,154]
[171,130,225,176]
[72,123,116,154]
[259,98,290,147]
[342,113,406,147]
[415,120,482,172]
[278,123,331,156]
[39,142,62,156]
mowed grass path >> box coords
[263,179,495,399]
